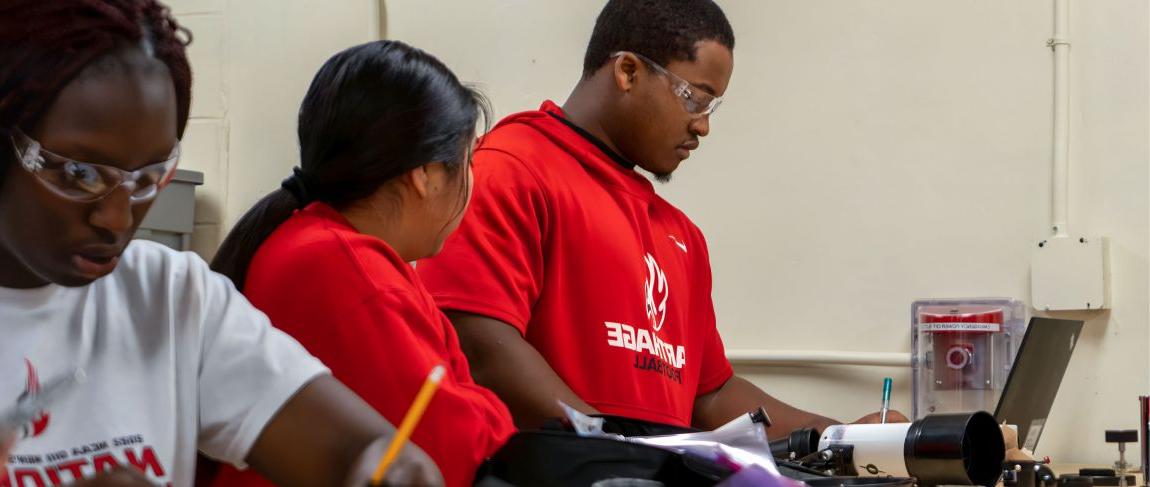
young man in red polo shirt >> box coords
[418,0,903,435]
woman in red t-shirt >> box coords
[207,40,514,487]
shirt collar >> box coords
[546,111,637,171]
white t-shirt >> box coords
[0,240,329,487]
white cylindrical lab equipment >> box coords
[820,423,913,477]
[816,412,1005,487]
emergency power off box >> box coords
[912,298,1026,419]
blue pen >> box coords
[880,377,892,424]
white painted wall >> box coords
[169,0,380,259]
[171,0,1147,464]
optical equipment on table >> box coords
[773,411,1005,487]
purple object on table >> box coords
[717,465,808,487]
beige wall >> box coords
[169,0,380,259]
[174,0,1147,464]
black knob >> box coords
[1037,465,1057,487]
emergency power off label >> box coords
[916,322,1002,332]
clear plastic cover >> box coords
[911,298,1025,419]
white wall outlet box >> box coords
[1030,236,1110,311]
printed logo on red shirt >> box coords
[604,254,687,383]
[644,253,669,332]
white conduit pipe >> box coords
[726,350,912,367]
[728,2,1074,370]
[727,3,1074,373]
[1050,0,1071,238]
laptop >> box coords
[994,317,1085,451]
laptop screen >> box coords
[994,317,1084,452]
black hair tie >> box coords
[280,167,315,207]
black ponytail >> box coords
[211,40,487,289]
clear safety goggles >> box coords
[10,128,180,204]
[614,51,724,118]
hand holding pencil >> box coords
[358,443,442,487]
[342,365,446,487]
[849,378,909,425]
[362,365,448,487]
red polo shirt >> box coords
[418,101,733,427]
[210,202,514,487]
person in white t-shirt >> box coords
[0,1,442,486]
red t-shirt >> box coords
[209,203,514,487]
[417,101,734,427]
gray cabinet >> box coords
[135,169,204,251]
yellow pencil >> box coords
[370,364,447,485]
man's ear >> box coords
[612,53,641,92]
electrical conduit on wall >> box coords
[726,0,1075,368]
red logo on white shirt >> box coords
[644,253,669,332]
[19,359,50,439]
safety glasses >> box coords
[10,128,180,204]
[613,51,724,118]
